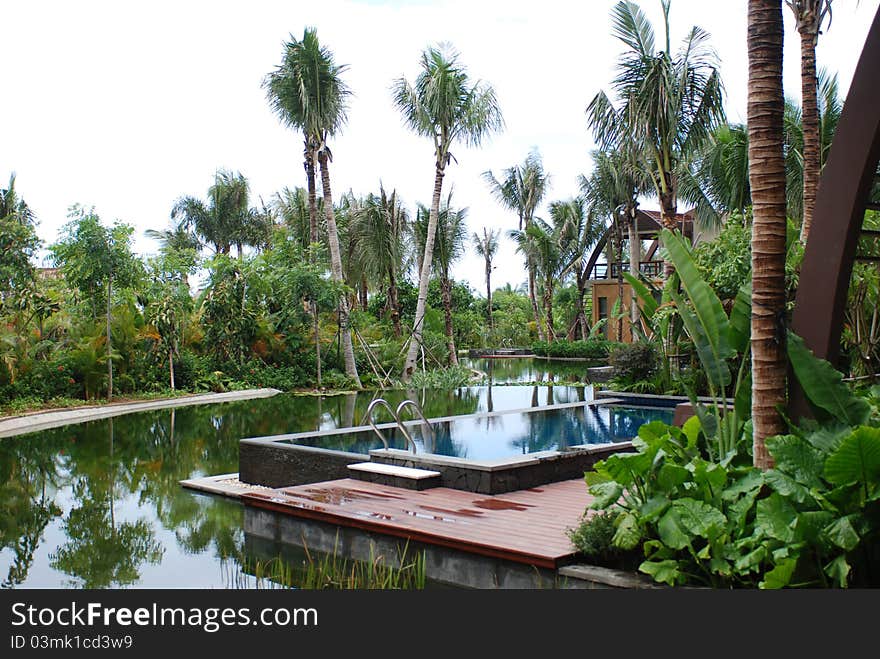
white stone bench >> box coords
[347,462,441,490]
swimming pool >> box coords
[238,400,674,493]
[273,402,672,461]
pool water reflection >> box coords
[0,382,601,588]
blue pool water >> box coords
[280,404,674,462]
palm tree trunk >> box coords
[614,218,625,342]
[169,348,175,390]
[748,0,787,469]
[305,146,322,388]
[305,146,319,245]
[317,149,361,388]
[659,189,678,278]
[798,28,820,243]
[106,275,112,401]
[313,307,322,388]
[388,269,401,338]
[403,164,445,381]
[529,263,546,342]
[543,284,555,341]
[441,267,458,366]
[359,277,368,310]
[629,213,640,328]
[485,260,494,342]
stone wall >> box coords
[239,441,363,488]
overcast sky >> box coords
[4,0,879,292]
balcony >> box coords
[589,260,663,280]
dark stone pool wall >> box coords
[238,437,634,494]
[369,444,631,494]
[239,441,363,488]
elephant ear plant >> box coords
[576,231,880,587]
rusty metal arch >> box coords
[789,7,880,415]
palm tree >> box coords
[472,227,500,341]
[171,170,266,258]
[392,44,503,381]
[748,0,788,469]
[273,186,314,251]
[786,1,834,243]
[588,0,725,271]
[0,173,34,225]
[551,197,605,340]
[353,185,409,336]
[580,149,650,328]
[264,28,360,387]
[510,218,563,342]
[415,195,468,365]
[783,68,842,223]
[483,150,550,341]
[686,122,752,219]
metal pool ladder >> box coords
[365,398,434,455]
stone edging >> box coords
[0,388,282,439]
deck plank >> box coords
[241,478,594,568]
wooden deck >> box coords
[241,478,593,568]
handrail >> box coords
[396,399,435,452]
[365,398,417,454]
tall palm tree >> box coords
[353,185,409,336]
[392,44,503,381]
[273,186,315,251]
[414,195,468,365]
[171,170,266,257]
[748,0,787,469]
[483,150,550,341]
[551,197,605,340]
[0,173,35,226]
[685,122,752,219]
[510,218,563,342]
[588,0,725,270]
[786,1,834,243]
[264,28,360,387]
[580,150,650,327]
[472,227,500,341]
[783,68,842,223]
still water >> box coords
[0,359,645,588]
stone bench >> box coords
[347,461,442,490]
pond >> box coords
[1,357,611,588]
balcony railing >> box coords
[589,260,663,280]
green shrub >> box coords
[567,510,639,569]
[609,342,659,384]
[532,339,612,360]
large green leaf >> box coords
[661,229,735,388]
[824,555,851,588]
[612,511,642,550]
[787,331,870,426]
[766,434,825,489]
[639,559,682,586]
[657,509,691,550]
[623,271,658,320]
[729,281,752,354]
[824,514,861,551]
[759,557,797,589]
[824,426,880,488]
[764,470,812,504]
[588,481,624,509]
[755,493,797,543]
[668,498,727,540]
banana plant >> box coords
[657,229,752,460]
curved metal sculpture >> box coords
[789,7,880,416]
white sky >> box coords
[4,0,879,293]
